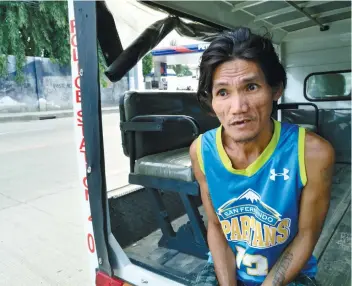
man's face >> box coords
[211,59,281,143]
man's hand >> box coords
[262,131,335,286]
[190,137,237,286]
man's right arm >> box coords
[190,139,237,286]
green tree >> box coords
[142,53,153,77]
[181,65,192,76]
[171,64,182,75]
[0,1,70,82]
[170,64,192,76]
[0,1,107,84]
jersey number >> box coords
[236,246,268,276]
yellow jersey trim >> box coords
[197,134,205,174]
[215,119,281,177]
[298,127,307,186]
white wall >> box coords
[281,19,351,110]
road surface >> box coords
[0,113,129,286]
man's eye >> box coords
[247,83,258,92]
[217,89,228,96]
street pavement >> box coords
[0,113,130,285]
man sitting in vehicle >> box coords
[190,27,335,286]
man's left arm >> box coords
[262,131,335,286]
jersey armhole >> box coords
[196,134,205,175]
[298,127,307,186]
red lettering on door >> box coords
[87,233,95,253]
[80,150,87,164]
[79,138,85,151]
[75,90,81,103]
[77,111,83,126]
[70,20,76,34]
[71,34,77,48]
[83,177,88,188]
[74,76,80,89]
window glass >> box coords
[305,71,351,101]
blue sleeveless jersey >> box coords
[197,119,317,285]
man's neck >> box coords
[222,119,274,169]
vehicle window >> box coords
[305,71,351,101]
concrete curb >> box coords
[0,107,119,123]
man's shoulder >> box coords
[189,126,219,166]
[304,131,335,170]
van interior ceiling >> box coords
[73,1,351,285]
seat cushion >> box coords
[134,147,194,182]
[299,124,317,132]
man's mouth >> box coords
[230,119,251,126]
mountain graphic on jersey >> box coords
[217,189,291,249]
[218,189,281,226]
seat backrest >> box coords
[119,90,220,160]
[282,108,351,163]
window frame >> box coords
[303,69,351,102]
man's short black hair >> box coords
[197,27,287,112]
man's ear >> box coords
[272,83,283,101]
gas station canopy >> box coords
[151,42,209,65]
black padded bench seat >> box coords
[278,102,319,133]
[135,147,194,182]
[119,90,220,259]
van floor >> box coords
[124,164,351,286]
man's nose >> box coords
[229,94,249,114]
